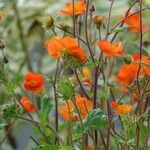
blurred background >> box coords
[0,0,150,149]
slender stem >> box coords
[74,69,90,100]
[17,115,64,144]
[56,26,87,46]
[105,0,115,40]
[12,0,33,71]
[54,59,60,144]
[72,0,76,37]
[111,0,138,42]
[0,119,16,145]
[110,7,150,34]
[100,131,107,150]
[136,1,143,148]
[85,0,94,61]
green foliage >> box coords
[0,102,17,129]
[58,81,75,100]
[84,59,100,68]
[39,94,53,123]
[74,108,108,140]
[85,108,108,130]
[99,86,110,102]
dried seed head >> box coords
[42,16,54,30]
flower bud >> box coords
[42,16,54,30]
[89,5,95,12]
[123,55,132,65]
[93,15,106,28]
[3,56,9,64]
[0,40,5,49]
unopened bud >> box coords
[3,56,9,64]
[0,40,5,49]
[90,5,95,12]
[123,55,132,65]
[93,15,106,28]
[42,16,54,30]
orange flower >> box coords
[132,53,150,76]
[111,101,132,115]
[117,64,138,85]
[97,40,124,57]
[44,36,63,58]
[124,12,148,33]
[82,67,91,79]
[59,1,86,16]
[87,145,95,150]
[44,36,87,63]
[23,72,44,93]
[59,95,93,121]
[20,97,36,112]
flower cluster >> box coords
[44,36,87,63]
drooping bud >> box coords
[42,16,54,30]
[89,5,95,12]
[0,40,5,49]
[123,55,132,65]
[93,15,106,29]
[3,56,9,64]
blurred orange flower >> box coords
[44,36,87,63]
[82,67,92,86]
[20,97,36,112]
[111,101,132,115]
[59,1,86,16]
[87,145,95,150]
[97,40,124,57]
[117,64,138,85]
[23,72,44,93]
[132,53,150,76]
[0,11,5,21]
[59,95,93,121]
[124,13,148,33]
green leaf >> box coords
[85,108,108,130]
[0,103,17,129]
[85,59,100,68]
[39,95,53,122]
[58,81,75,100]
[99,86,110,101]
[41,95,53,114]
[74,108,108,140]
